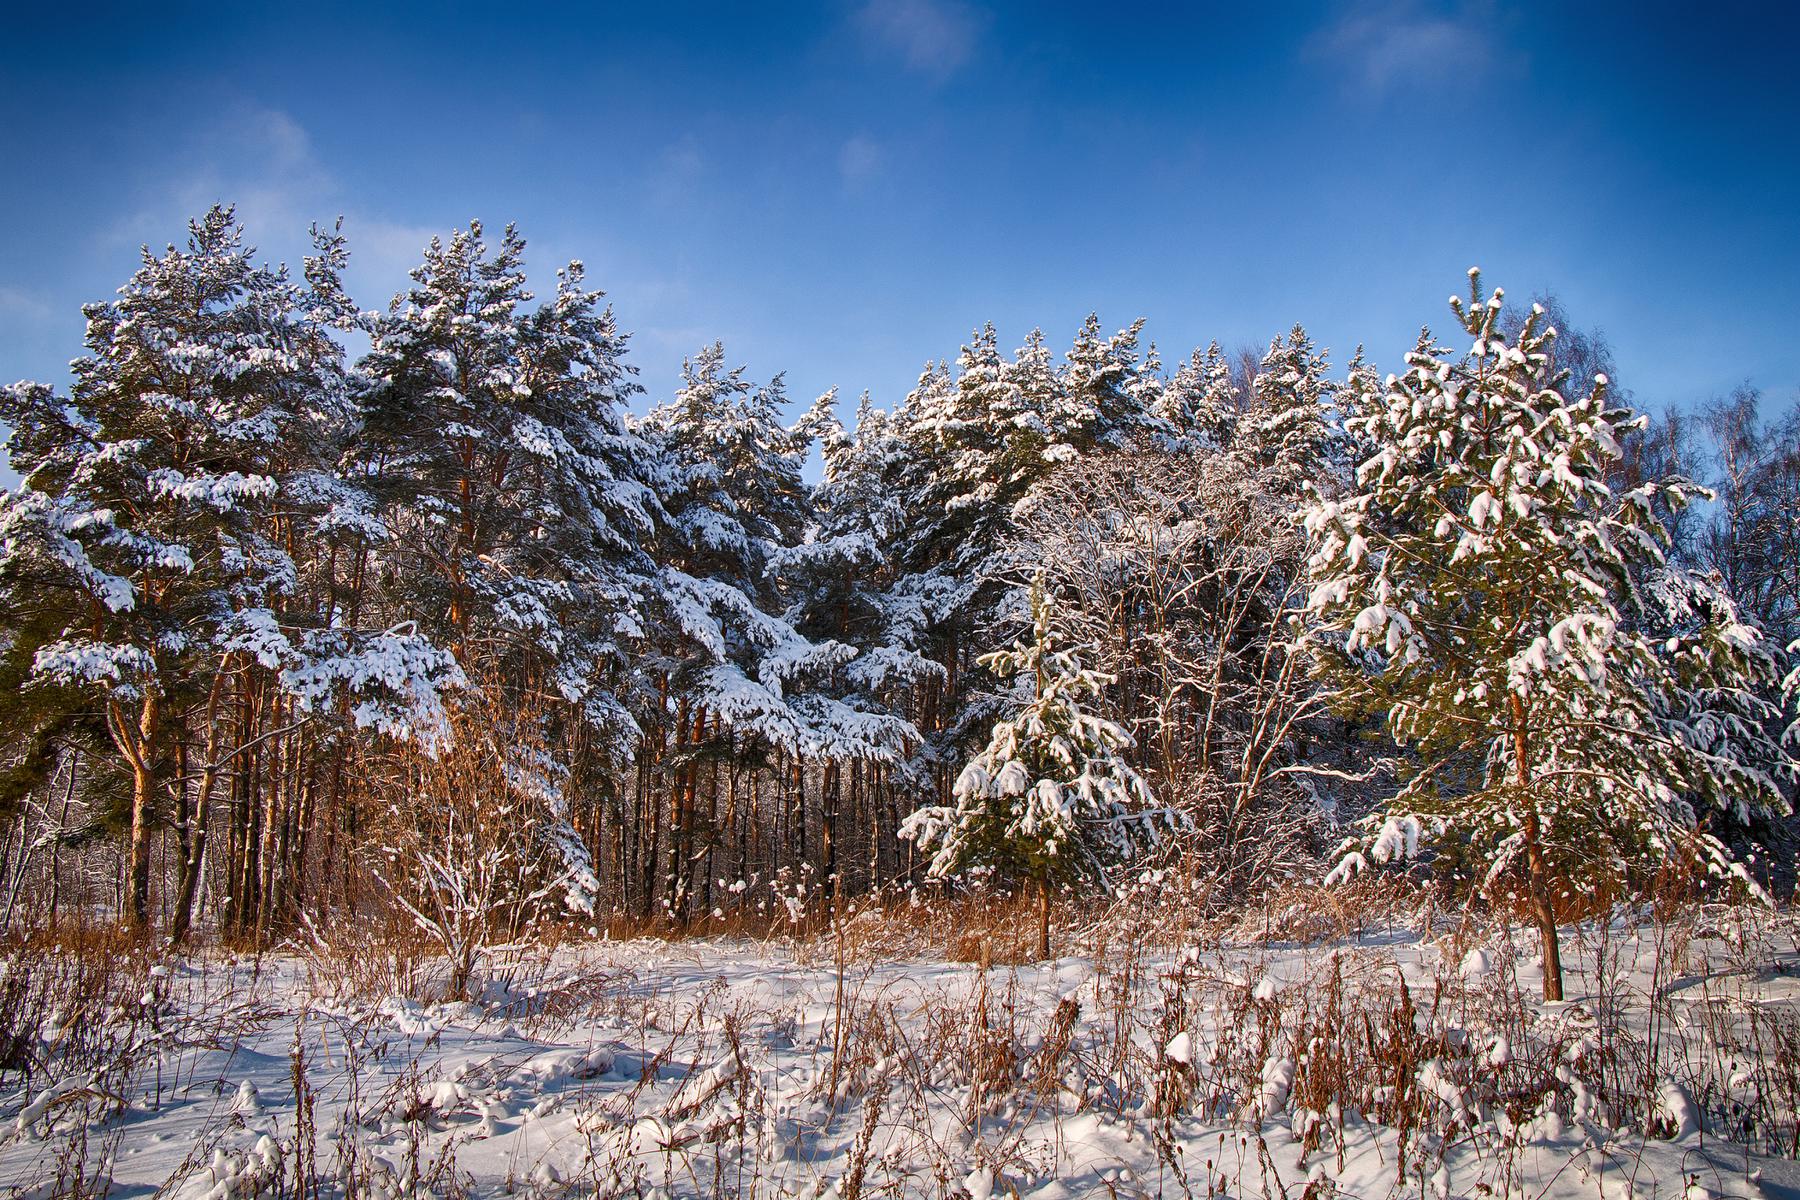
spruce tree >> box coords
[1157,342,1239,450]
[1246,325,1340,492]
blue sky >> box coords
[3,1,1798,489]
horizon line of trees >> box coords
[1,206,1796,951]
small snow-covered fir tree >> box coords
[901,577,1178,958]
[1302,270,1793,1000]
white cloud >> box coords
[855,0,983,80]
[0,286,51,321]
[102,106,338,253]
[838,135,883,190]
[91,109,451,308]
[1304,1,1505,95]
[252,108,316,176]
[646,136,707,205]
[337,216,443,308]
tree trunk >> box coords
[1036,874,1051,961]
[48,753,76,924]
[124,689,161,933]
[1525,812,1564,1001]
[172,673,230,944]
[1511,693,1563,1001]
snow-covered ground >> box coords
[4,905,1799,1199]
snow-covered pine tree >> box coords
[1244,325,1341,493]
[780,389,937,765]
[1129,341,1167,444]
[641,346,843,753]
[775,389,938,889]
[354,222,658,690]
[1634,568,1794,851]
[890,316,1163,604]
[1061,313,1156,452]
[0,207,459,931]
[1156,342,1239,451]
[1302,270,1792,1000]
[899,324,1030,546]
[639,346,910,913]
[880,338,1031,798]
[879,320,1170,808]
[352,221,661,916]
[900,577,1178,958]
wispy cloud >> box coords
[646,136,707,206]
[102,107,338,252]
[855,0,984,81]
[339,217,445,307]
[92,108,453,307]
[1304,1,1509,96]
[0,286,51,321]
[838,135,883,191]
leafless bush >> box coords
[363,678,602,1000]
[1012,450,1376,908]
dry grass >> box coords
[0,883,1795,1198]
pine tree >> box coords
[900,577,1178,958]
[639,346,911,913]
[1245,325,1340,492]
[351,221,660,914]
[1634,567,1793,850]
[0,207,425,930]
[1157,342,1238,450]
[353,221,659,695]
[1302,270,1793,1000]
[1061,313,1154,452]
[880,320,1169,790]
[780,389,937,760]
[881,343,1025,792]
[641,346,851,752]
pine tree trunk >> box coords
[48,753,76,924]
[127,760,156,930]
[1525,814,1564,1002]
[171,689,222,945]
[124,689,161,933]
[823,760,839,908]
[1036,874,1051,961]
[703,731,720,916]
[1512,694,1563,1001]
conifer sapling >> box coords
[900,576,1180,958]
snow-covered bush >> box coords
[1012,446,1349,902]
